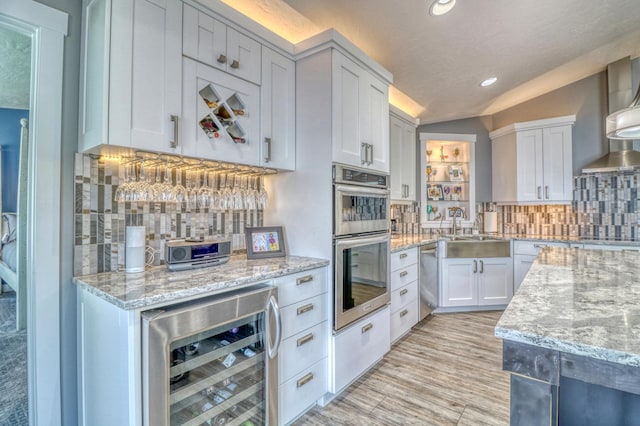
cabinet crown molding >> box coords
[390,104,419,127]
[489,114,577,140]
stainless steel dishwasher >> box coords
[419,242,438,320]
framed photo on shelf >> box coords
[245,226,287,259]
[427,184,444,201]
[448,207,465,218]
[448,165,464,181]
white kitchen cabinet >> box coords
[441,257,513,307]
[490,115,576,204]
[183,4,262,85]
[581,243,640,252]
[513,240,569,290]
[182,57,261,165]
[390,248,419,342]
[79,0,183,155]
[275,267,329,426]
[332,51,390,173]
[260,47,296,170]
[390,106,418,201]
[331,305,390,394]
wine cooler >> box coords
[142,284,281,426]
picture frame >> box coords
[245,226,287,259]
[448,207,465,218]
[448,165,464,181]
[427,184,444,201]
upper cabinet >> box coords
[390,106,418,201]
[183,4,261,85]
[332,51,390,173]
[79,0,183,155]
[490,115,576,204]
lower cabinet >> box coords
[275,268,329,425]
[390,248,419,342]
[331,305,390,394]
[441,257,513,307]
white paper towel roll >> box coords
[484,211,498,234]
[126,226,146,273]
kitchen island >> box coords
[496,247,640,425]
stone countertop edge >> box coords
[495,247,640,368]
[73,255,329,311]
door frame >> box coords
[1,1,67,425]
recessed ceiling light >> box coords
[429,0,456,16]
[480,77,498,87]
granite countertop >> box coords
[390,234,436,252]
[496,247,640,367]
[73,255,329,310]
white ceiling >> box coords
[282,0,640,124]
[0,25,31,110]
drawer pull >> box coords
[296,333,314,347]
[399,253,408,259]
[399,271,408,278]
[533,244,548,249]
[217,54,227,64]
[230,59,240,69]
[296,275,314,285]
[296,372,314,388]
[400,289,408,296]
[361,323,373,334]
[400,309,409,318]
[297,303,314,315]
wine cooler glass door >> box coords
[142,284,280,426]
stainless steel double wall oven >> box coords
[333,164,391,331]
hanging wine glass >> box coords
[174,167,187,207]
[232,173,244,210]
[115,162,132,202]
[258,173,269,209]
[198,171,211,209]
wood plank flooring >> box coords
[293,311,510,425]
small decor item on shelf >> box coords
[452,147,460,161]
[432,206,439,219]
[245,226,287,259]
[443,185,451,200]
[452,185,462,201]
[426,204,433,220]
[427,183,443,201]
[426,149,433,161]
[426,164,433,181]
[448,165,464,181]
[448,206,465,218]
[440,144,447,162]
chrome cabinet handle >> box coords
[361,142,367,165]
[296,333,314,347]
[479,260,484,273]
[473,259,477,273]
[361,323,373,334]
[537,186,542,199]
[296,275,313,285]
[533,244,548,249]
[545,185,549,199]
[368,144,374,165]
[399,253,408,259]
[297,372,314,388]
[400,289,408,296]
[400,309,409,318]
[400,271,408,278]
[297,303,314,316]
[217,54,227,64]
[267,295,281,359]
[230,59,240,69]
[264,137,272,162]
[170,115,179,148]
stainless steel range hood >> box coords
[582,57,640,173]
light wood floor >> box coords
[293,311,510,426]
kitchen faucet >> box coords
[449,207,463,235]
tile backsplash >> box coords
[73,154,263,276]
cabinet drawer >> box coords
[390,264,418,291]
[391,299,418,343]
[274,268,327,308]
[514,240,568,255]
[332,306,390,393]
[390,281,418,311]
[391,248,418,271]
[279,321,328,384]
[281,294,328,340]
[279,358,327,426]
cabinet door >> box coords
[182,4,227,72]
[362,73,389,173]
[182,58,260,164]
[401,122,416,200]
[513,254,536,291]
[389,116,404,199]
[542,125,572,201]
[441,259,477,307]
[260,48,295,170]
[515,129,544,202]
[477,257,513,305]
[332,51,365,168]
[226,27,262,84]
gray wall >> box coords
[417,116,494,202]
[34,0,81,424]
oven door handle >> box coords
[334,184,390,197]
[266,295,282,359]
[334,233,390,249]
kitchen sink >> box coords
[442,236,511,258]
